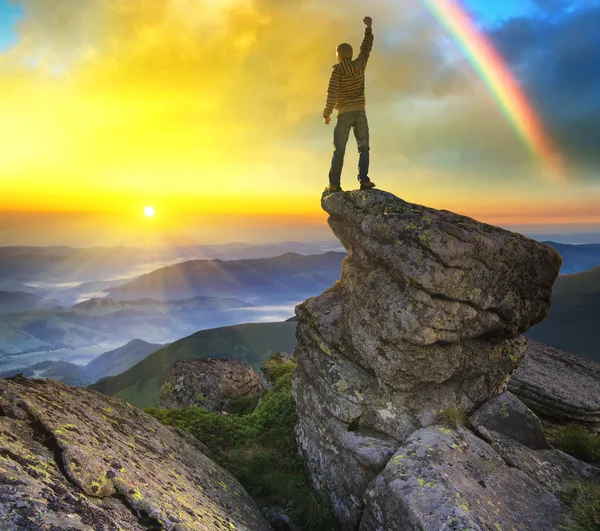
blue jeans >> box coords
[328,110,370,187]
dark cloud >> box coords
[490,2,600,174]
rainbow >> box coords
[421,0,564,179]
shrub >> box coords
[148,362,339,530]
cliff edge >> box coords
[291,190,599,530]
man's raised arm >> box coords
[355,16,374,69]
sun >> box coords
[144,206,155,217]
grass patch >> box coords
[562,481,600,530]
[546,424,600,465]
[148,362,339,530]
[433,406,470,429]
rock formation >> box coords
[158,358,263,413]
[510,339,600,426]
[291,190,594,529]
[360,426,569,530]
[0,375,271,531]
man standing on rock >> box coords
[323,16,376,193]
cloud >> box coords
[0,0,598,227]
[490,2,600,175]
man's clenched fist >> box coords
[363,16,372,28]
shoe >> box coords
[325,185,343,193]
[360,180,376,190]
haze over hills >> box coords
[0,291,62,314]
[0,241,340,286]
[90,321,298,408]
[106,252,346,303]
[543,242,600,274]
[0,240,597,307]
[527,264,600,362]
[0,339,164,386]
[1,240,599,380]
[0,251,343,372]
[0,295,254,364]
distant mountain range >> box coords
[527,233,600,245]
[106,252,346,303]
[0,242,597,307]
[0,291,62,314]
[1,242,599,375]
[527,264,600,363]
[0,339,164,386]
[0,296,252,358]
[543,242,600,274]
[0,242,342,295]
[0,252,343,364]
[90,321,298,408]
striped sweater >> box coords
[323,28,374,118]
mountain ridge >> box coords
[90,321,298,408]
[105,251,346,302]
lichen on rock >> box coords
[292,189,566,529]
[360,426,571,531]
[0,375,271,530]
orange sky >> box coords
[1,0,599,245]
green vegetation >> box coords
[260,352,296,385]
[545,425,600,529]
[546,424,600,465]
[148,362,338,530]
[90,322,298,408]
[562,481,600,530]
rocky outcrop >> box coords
[510,339,600,425]
[0,375,271,531]
[259,352,296,390]
[360,426,570,531]
[158,358,263,413]
[292,190,565,529]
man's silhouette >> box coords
[324,16,375,193]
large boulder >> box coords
[292,189,563,529]
[360,426,571,531]
[158,358,263,413]
[0,375,271,531]
[510,339,600,425]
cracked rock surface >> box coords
[292,190,564,529]
[0,375,271,531]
